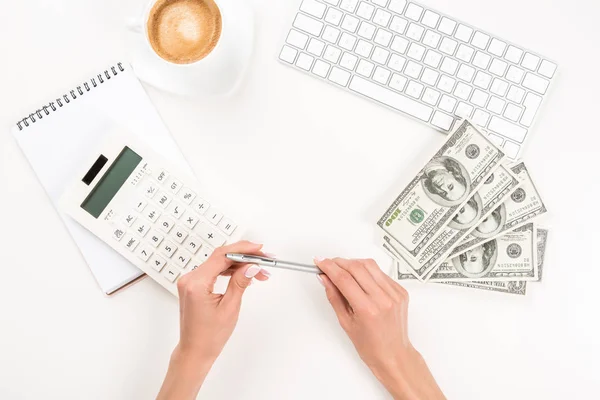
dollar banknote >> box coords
[377,120,506,280]
[382,164,520,280]
[448,162,547,258]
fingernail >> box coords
[245,264,261,278]
[316,274,325,286]
[260,268,272,277]
[264,252,277,258]
[314,256,325,262]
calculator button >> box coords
[167,201,185,219]
[136,243,153,262]
[167,177,183,194]
[184,235,203,254]
[149,254,167,272]
[160,240,178,258]
[172,225,189,244]
[206,208,223,225]
[156,191,172,209]
[157,215,175,233]
[155,169,169,184]
[196,246,214,263]
[132,219,151,237]
[122,212,137,227]
[162,265,180,282]
[123,233,139,252]
[179,187,197,204]
[144,182,159,198]
[145,206,161,223]
[174,250,192,269]
[192,198,210,215]
[183,212,199,229]
[112,227,126,241]
[195,222,227,247]
[134,200,147,213]
[218,218,237,236]
[148,230,164,248]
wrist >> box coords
[157,345,215,400]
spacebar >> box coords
[349,76,433,122]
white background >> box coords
[1,0,599,398]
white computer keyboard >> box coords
[279,0,557,159]
[60,128,241,296]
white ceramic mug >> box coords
[128,0,254,96]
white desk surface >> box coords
[1,0,599,398]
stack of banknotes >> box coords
[377,120,549,296]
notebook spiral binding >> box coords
[15,62,125,131]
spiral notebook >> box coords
[12,62,193,295]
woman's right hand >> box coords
[314,257,446,400]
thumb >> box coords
[318,274,351,320]
[222,264,262,308]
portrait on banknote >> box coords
[452,240,498,278]
[449,194,483,230]
[472,204,506,238]
[421,156,471,206]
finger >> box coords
[358,258,403,301]
[221,264,263,308]
[332,258,387,301]
[318,274,352,324]
[221,267,271,281]
[314,258,370,311]
[197,241,264,281]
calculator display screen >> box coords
[81,147,142,218]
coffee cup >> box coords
[128,0,254,96]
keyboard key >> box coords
[422,30,441,48]
[471,31,490,50]
[372,0,388,5]
[407,43,426,61]
[454,24,473,42]
[388,54,406,71]
[136,243,153,262]
[488,116,527,142]
[404,61,422,78]
[437,17,456,35]
[134,200,147,213]
[132,219,151,237]
[149,253,167,272]
[342,14,360,32]
[157,214,175,233]
[439,37,458,55]
[349,76,433,121]
[112,226,126,242]
[296,53,315,70]
[374,29,393,46]
[322,26,340,43]
[420,68,440,86]
[472,51,491,69]
[502,141,520,159]
[471,89,489,107]
[339,32,357,50]
[174,250,192,269]
[472,109,490,126]
[196,222,227,247]
[154,169,169,184]
[487,96,506,114]
[329,67,352,86]
[504,45,523,64]
[406,23,424,41]
[489,59,508,76]
[218,218,237,236]
[156,191,172,209]
[340,0,359,12]
[162,265,180,283]
[300,0,326,18]
[145,206,161,224]
[488,38,506,56]
[195,246,214,264]
[340,52,359,70]
[123,233,139,252]
[538,60,557,79]
[506,65,525,84]
[522,73,549,94]
[387,0,407,14]
[307,38,326,56]
[279,45,298,63]
[286,29,309,49]
[473,71,492,89]
[440,57,458,75]
[167,201,184,220]
[324,45,342,63]
[404,3,423,21]
[294,13,324,36]
[358,22,377,39]
[191,197,210,216]
[389,73,408,92]
[521,53,540,71]
[422,87,441,105]
[431,111,454,131]
[490,78,509,96]
[357,2,375,19]
[160,239,178,258]
[520,92,543,127]
[504,103,523,122]
[178,188,196,205]
[423,50,442,68]
[172,225,189,244]
[456,44,475,63]
[421,10,440,28]
[507,85,525,104]
[122,211,136,227]
[312,60,331,77]
[436,75,456,93]
[166,177,182,194]
[457,64,475,82]
[455,102,474,118]
[405,80,424,98]
[148,230,164,248]
[325,7,343,25]
[391,36,409,53]
[144,181,158,198]
[373,66,392,84]
[182,211,199,229]
[438,95,457,113]
[487,133,504,147]
[454,82,472,100]
[389,16,408,34]
[373,9,392,27]
[184,235,203,254]
[355,40,374,57]
[207,208,224,225]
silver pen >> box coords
[225,253,322,274]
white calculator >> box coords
[60,128,242,296]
